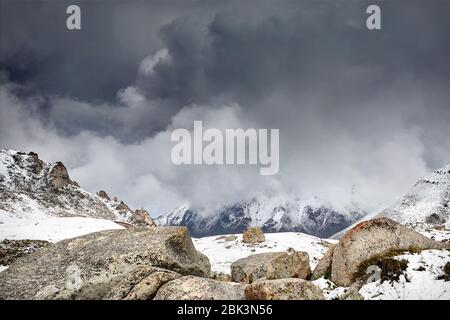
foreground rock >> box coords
[123,268,181,300]
[245,278,325,300]
[311,244,335,280]
[154,276,246,300]
[328,218,448,286]
[0,239,50,266]
[243,227,265,244]
[0,227,210,299]
[231,250,311,283]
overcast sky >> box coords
[1,0,449,216]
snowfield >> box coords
[193,232,336,274]
[359,250,450,300]
[193,232,450,300]
[0,209,123,242]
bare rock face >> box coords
[153,276,246,300]
[331,217,448,286]
[0,227,210,299]
[231,250,310,283]
[311,244,336,280]
[27,152,45,175]
[96,190,111,201]
[133,209,157,227]
[243,227,265,244]
[47,162,74,190]
[244,278,325,300]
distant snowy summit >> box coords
[378,162,450,226]
[0,149,155,229]
[156,195,365,238]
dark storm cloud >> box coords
[1,0,450,214]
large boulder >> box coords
[154,276,246,300]
[331,218,448,286]
[232,252,280,283]
[267,249,310,280]
[0,227,210,299]
[231,250,311,283]
[243,227,265,244]
[123,268,181,300]
[311,244,335,280]
[245,278,325,300]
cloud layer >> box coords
[1,1,450,216]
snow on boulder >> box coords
[330,217,448,286]
[0,227,210,299]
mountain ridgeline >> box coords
[156,199,365,238]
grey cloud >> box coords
[1,1,450,215]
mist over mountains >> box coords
[1,1,450,219]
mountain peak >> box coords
[0,149,155,233]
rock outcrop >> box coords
[243,227,265,244]
[244,278,325,300]
[330,218,448,286]
[133,208,157,227]
[96,190,111,201]
[231,250,310,283]
[0,227,210,299]
[154,276,246,300]
[47,162,75,190]
[0,149,156,229]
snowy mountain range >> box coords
[157,162,450,238]
[0,149,154,241]
[156,195,365,238]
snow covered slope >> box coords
[193,232,450,300]
[156,195,364,238]
[193,232,336,274]
[377,163,450,226]
[358,249,450,300]
[0,149,152,241]
[332,162,450,239]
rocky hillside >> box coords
[377,162,450,226]
[0,149,154,241]
[156,196,364,238]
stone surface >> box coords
[47,162,74,190]
[154,276,246,300]
[244,278,325,300]
[96,190,111,201]
[0,227,210,299]
[331,217,448,286]
[133,208,157,227]
[0,239,50,266]
[231,250,310,283]
[123,268,181,300]
[231,252,281,283]
[311,244,335,280]
[266,249,311,280]
[243,227,265,244]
